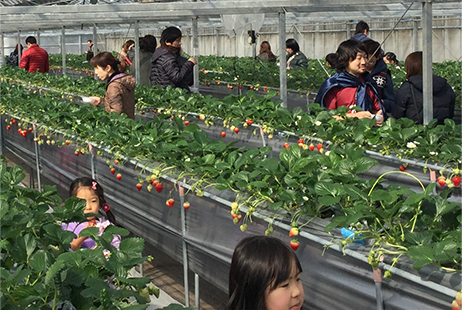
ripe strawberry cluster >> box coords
[283,139,324,154]
[110,162,192,210]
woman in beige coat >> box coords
[89,52,135,119]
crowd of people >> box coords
[9,22,456,126]
[6,21,457,310]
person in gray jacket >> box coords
[128,35,157,87]
[285,38,308,70]
[150,27,196,92]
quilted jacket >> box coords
[19,44,49,73]
[100,73,136,119]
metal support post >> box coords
[78,34,82,55]
[93,24,98,80]
[17,31,22,62]
[179,183,189,307]
[0,115,3,155]
[413,19,419,52]
[192,17,200,93]
[422,2,433,125]
[215,29,220,56]
[1,33,5,67]
[90,151,95,180]
[37,29,40,46]
[134,21,141,84]
[62,26,67,75]
[33,126,42,191]
[278,11,287,107]
[195,273,200,310]
[346,21,351,40]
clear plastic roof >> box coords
[0,0,460,33]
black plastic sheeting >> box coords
[2,116,460,310]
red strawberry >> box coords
[28,128,33,133]
[249,86,253,90]
[11,119,16,125]
[206,83,210,87]
[299,143,304,148]
[166,198,174,208]
[309,144,315,151]
[437,176,446,187]
[65,140,70,146]
[6,125,10,130]
[298,139,304,144]
[184,121,190,126]
[114,159,119,165]
[289,227,299,237]
[289,239,300,251]
[116,173,122,181]
[399,166,406,172]
[234,127,239,134]
[221,132,226,138]
[452,176,461,187]
[80,149,85,155]
[317,143,323,151]
[263,87,268,92]
[74,151,79,156]
[136,183,142,191]
[283,142,290,149]
[246,119,253,125]
[155,183,163,193]
[110,168,116,175]
[183,202,190,210]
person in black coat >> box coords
[392,51,455,125]
[363,39,396,114]
[150,27,196,92]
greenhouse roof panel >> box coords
[0,0,460,32]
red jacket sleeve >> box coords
[19,50,29,71]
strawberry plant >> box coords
[0,159,154,309]
[1,69,461,273]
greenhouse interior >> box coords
[1,0,461,309]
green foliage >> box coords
[1,65,461,273]
[0,159,152,309]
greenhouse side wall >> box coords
[2,116,459,310]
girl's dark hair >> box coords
[286,38,300,53]
[160,26,182,46]
[140,35,157,53]
[384,51,398,64]
[122,40,135,53]
[224,236,303,310]
[69,177,117,225]
[333,39,367,72]
[90,51,127,73]
[404,51,423,79]
[259,41,276,59]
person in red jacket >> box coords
[19,36,49,73]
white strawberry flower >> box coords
[76,120,81,125]
[315,121,322,126]
[429,151,438,156]
[303,196,309,201]
[185,157,190,162]
[407,142,417,149]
